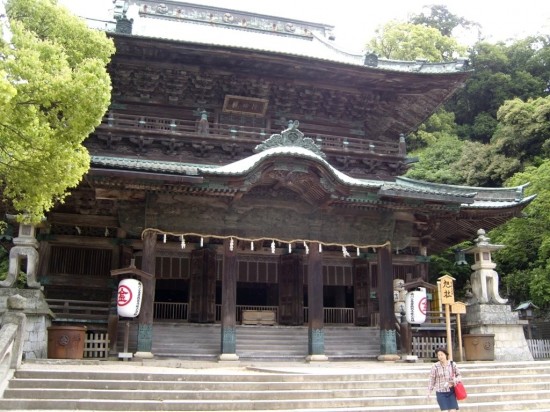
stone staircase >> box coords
[126,322,380,360]
[0,360,549,411]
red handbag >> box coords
[454,381,467,400]
[452,361,467,400]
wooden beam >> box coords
[48,213,119,228]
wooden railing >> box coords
[154,302,355,324]
[99,112,402,156]
[46,299,111,325]
[154,301,188,320]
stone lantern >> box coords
[463,229,507,304]
[462,229,533,361]
[0,216,41,289]
[514,301,538,339]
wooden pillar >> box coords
[135,230,156,358]
[419,245,429,281]
[306,242,327,361]
[188,248,216,323]
[377,244,398,359]
[219,238,239,361]
[278,254,304,326]
[353,259,371,326]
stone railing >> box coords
[0,295,27,395]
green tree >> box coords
[366,20,466,62]
[447,38,549,142]
[491,159,550,308]
[454,140,520,186]
[406,133,465,184]
[407,108,457,151]
[410,4,479,38]
[0,0,114,224]
[492,96,550,163]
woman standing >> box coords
[427,347,461,411]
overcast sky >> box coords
[59,0,550,51]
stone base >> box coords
[0,288,53,359]
[377,354,400,362]
[218,353,240,362]
[400,354,418,362]
[133,351,154,359]
[306,354,329,362]
[464,303,533,361]
[118,352,133,360]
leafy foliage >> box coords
[409,4,480,38]
[0,0,114,223]
[447,38,550,143]
[366,20,466,61]
[491,160,550,307]
[387,12,550,310]
[492,96,550,163]
[406,133,465,184]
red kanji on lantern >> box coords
[118,285,132,306]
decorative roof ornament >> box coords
[114,0,133,34]
[254,120,326,158]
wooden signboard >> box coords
[439,274,455,304]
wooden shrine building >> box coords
[30,1,534,360]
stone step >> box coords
[2,392,550,411]
[5,381,550,400]
[1,361,549,411]
[6,375,550,392]
[11,364,550,381]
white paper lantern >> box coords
[117,278,143,318]
[405,287,427,324]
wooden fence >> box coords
[527,339,550,359]
[84,332,110,358]
[412,336,447,359]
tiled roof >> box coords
[103,3,470,74]
[90,149,532,209]
[396,176,535,207]
[91,156,200,175]
[197,146,382,189]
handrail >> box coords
[0,322,22,394]
[98,112,402,156]
[0,323,18,368]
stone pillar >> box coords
[219,238,239,361]
[377,245,398,361]
[306,242,327,362]
[135,230,156,358]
